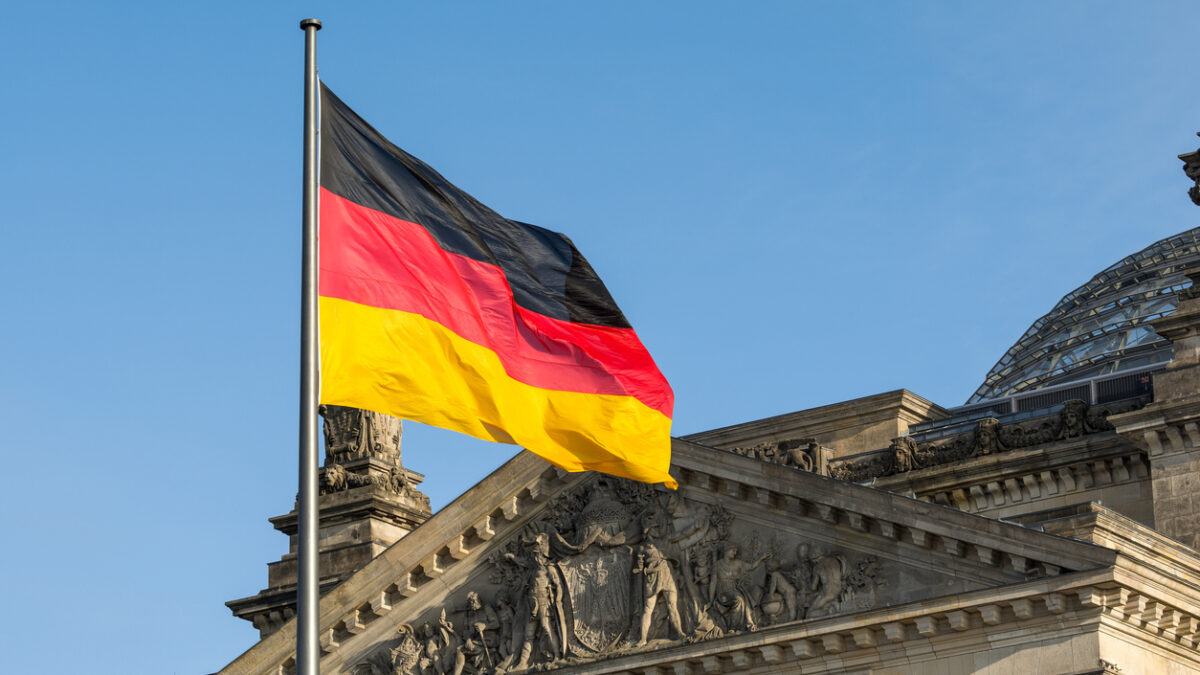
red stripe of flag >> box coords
[319,188,673,418]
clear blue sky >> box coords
[2,3,1198,673]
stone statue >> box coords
[632,542,684,646]
[492,589,517,667]
[791,543,815,617]
[762,555,798,624]
[387,465,412,496]
[807,551,847,617]
[782,438,822,472]
[450,592,498,675]
[322,463,373,494]
[691,548,713,613]
[730,438,828,474]
[890,436,918,473]
[321,404,403,465]
[1180,138,1200,206]
[1058,399,1089,439]
[503,533,567,670]
[843,557,882,610]
[973,418,1006,456]
[417,615,455,675]
[706,544,770,632]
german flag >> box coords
[318,84,675,487]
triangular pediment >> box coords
[218,439,1121,675]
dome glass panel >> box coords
[967,227,1200,404]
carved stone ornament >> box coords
[830,398,1139,483]
[1179,137,1200,207]
[321,462,375,495]
[321,404,403,465]
[353,476,890,674]
[730,437,829,474]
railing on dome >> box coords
[908,364,1160,443]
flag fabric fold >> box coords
[318,83,675,487]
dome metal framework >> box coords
[968,227,1200,404]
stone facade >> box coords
[218,279,1200,674]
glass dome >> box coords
[967,227,1200,404]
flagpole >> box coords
[298,17,322,675]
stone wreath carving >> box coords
[829,398,1136,483]
[352,477,881,674]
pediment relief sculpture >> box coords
[349,476,918,674]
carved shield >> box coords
[559,546,632,652]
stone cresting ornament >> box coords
[353,476,885,674]
[1179,134,1200,207]
[320,404,403,465]
[730,437,828,474]
[829,398,1137,483]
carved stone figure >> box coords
[791,543,815,617]
[691,548,713,611]
[450,592,498,675]
[730,438,828,475]
[633,542,684,646]
[320,404,403,464]
[387,466,411,496]
[973,418,1006,456]
[706,544,770,632]
[890,437,918,473]
[842,557,881,610]
[321,463,373,494]
[762,555,798,624]
[417,615,456,675]
[492,588,517,666]
[782,438,825,473]
[1059,400,1088,439]
[807,552,847,617]
[504,533,567,670]
[1181,140,1200,206]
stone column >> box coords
[1112,267,1200,550]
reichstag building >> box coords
[217,222,1200,672]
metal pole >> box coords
[297,17,322,675]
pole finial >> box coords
[300,18,322,31]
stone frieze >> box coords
[829,398,1142,483]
